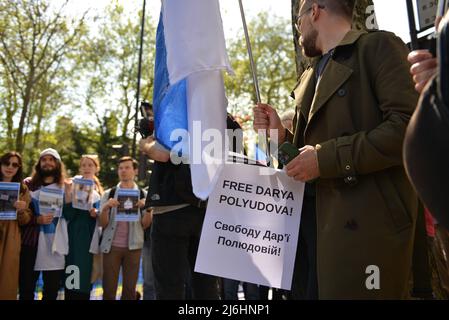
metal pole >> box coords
[238,0,271,165]
[406,0,419,50]
[132,0,147,158]
[238,0,261,103]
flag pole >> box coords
[238,0,271,166]
[238,0,261,103]
[132,0,147,159]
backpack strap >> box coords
[106,187,117,216]
[109,186,117,199]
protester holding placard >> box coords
[254,0,418,299]
[62,155,103,300]
[98,156,151,300]
[19,148,68,300]
[0,152,31,300]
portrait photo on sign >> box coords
[116,189,140,222]
[72,178,94,210]
[0,182,20,220]
[39,187,64,218]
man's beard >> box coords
[40,167,58,178]
[301,26,321,58]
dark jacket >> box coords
[404,75,449,230]
[287,30,419,299]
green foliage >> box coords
[225,11,297,131]
[96,113,128,188]
[0,0,87,154]
[0,0,156,185]
[73,2,156,140]
[1,1,299,185]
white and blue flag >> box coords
[153,0,233,200]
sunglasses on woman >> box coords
[1,161,21,168]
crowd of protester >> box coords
[1,0,448,300]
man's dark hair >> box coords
[30,156,66,190]
[118,156,139,170]
[308,0,355,22]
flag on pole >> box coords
[153,0,234,200]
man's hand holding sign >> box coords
[254,103,320,182]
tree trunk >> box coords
[291,0,303,78]
[32,95,47,157]
[15,80,33,153]
[5,94,15,150]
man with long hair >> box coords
[28,149,66,191]
[19,148,68,300]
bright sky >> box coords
[65,0,292,41]
[65,0,423,44]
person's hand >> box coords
[14,200,27,212]
[139,136,155,155]
[89,208,98,218]
[64,178,73,190]
[408,50,438,93]
[139,136,170,162]
[37,214,54,225]
[105,198,120,209]
[141,209,153,229]
[253,103,286,143]
[285,145,320,182]
[137,199,146,209]
[64,178,73,203]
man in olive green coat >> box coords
[254,0,419,299]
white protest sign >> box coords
[195,163,305,290]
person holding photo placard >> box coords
[62,155,104,300]
[0,152,31,300]
[19,148,68,300]
[254,0,419,299]
[99,156,151,300]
